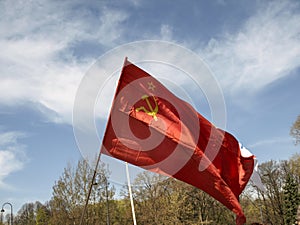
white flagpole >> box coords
[125,162,137,225]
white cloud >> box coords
[129,0,142,7]
[2,0,299,126]
[201,0,300,96]
[96,7,129,46]
[0,131,28,189]
[248,136,291,148]
[160,24,173,41]
[0,0,128,124]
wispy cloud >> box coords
[0,131,28,189]
[201,0,300,96]
[248,136,291,149]
[1,0,300,125]
[0,0,129,123]
[160,24,173,41]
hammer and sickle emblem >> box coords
[135,95,159,121]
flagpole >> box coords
[125,162,137,225]
[79,152,102,225]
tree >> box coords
[256,160,285,225]
[283,172,299,225]
[290,115,300,145]
[248,156,300,225]
[128,170,234,225]
[36,204,50,225]
[281,158,300,225]
[181,185,233,225]
[8,155,299,224]
[49,158,113,225]
[14,202,35,225]
[288,153,300,185]
[14,201,45,225]
[131,171,171,224]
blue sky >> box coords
[0,0,300,213]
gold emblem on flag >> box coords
[136,95,158,121]
[135,81,158,121]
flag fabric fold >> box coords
[101,58,254,225]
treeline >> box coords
[1,154,299,225]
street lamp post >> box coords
[1,202,13,225]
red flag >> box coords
[101,58,254,225]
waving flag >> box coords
[101,58,254,225]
